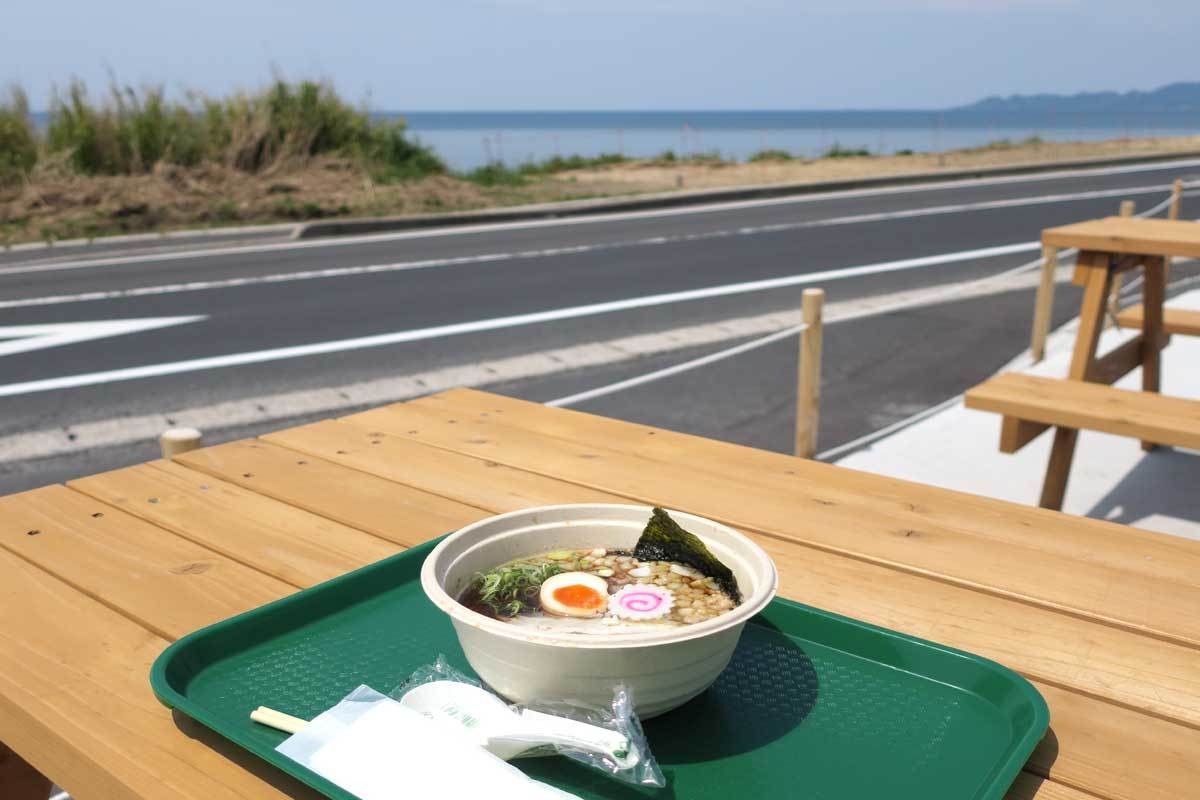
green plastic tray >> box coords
[151,537,1048,800]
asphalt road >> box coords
[2,159,1198,494]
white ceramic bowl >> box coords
[421,504,778,718]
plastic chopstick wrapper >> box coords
[392,656,665,788]
[276,685,581,799]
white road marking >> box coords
[0,240,1038,399]
[0,183,1170,310]
[1,160,1195,276]
[0,264,1063,464]
[0,317,205,357]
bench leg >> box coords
[1140,257,1166,452]
[1040,254,1110,511]
[0,742,51,800]
[1040,428,1078,511]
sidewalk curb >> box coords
[295,149,1200,239]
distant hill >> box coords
[954,82,1200,113]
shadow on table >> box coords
[1083,447,1200,531]
[172,710,326,800]
[643,616,819,763]
[1007,727,1060,799]
[520,618,819,798]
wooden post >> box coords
[1166,178,1183,280]
[795,288,825,458]
[160,427,203,459]
[1030,245,1059,362]
[1106,200,1135,326]
[0,742,51,800]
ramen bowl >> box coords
[420,504,778,718]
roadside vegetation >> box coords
[3,81,1196,245]
[11,78,444,182]
[462,152,629,187]
[747,148,793,162]
[0,89,37,185]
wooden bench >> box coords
[965,372,1200,452]
[1116,305,1200,338]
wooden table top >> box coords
[2,388,1197,800]
[1042,215,1200,257]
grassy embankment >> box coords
[3,80,1198,245]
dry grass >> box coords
[4,134,1198,245]
[560,134,1200,193]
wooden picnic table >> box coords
[1028,216,1200,508]
[1,388,1198,800]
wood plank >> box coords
[1027,683,1197,800]
[1116,305,1200,337]
[1088,334,1155,387]
[1000,416,1050,453]
[990,332,1167,454]
[1140,257,1167,454]
[1029,246,1059,362]
[0,473,1104,800]
[391,393,1200,582]
[254,421,1200,800]
[7,429,1190,800]
[261,420,646,509]
[1044,216,1200,258]
[304,412,1200,728]
[174,439,484,546]
[1070,249,1107,286]
[1068,257,1112,383]
[965,373,1200,450]
[0,546,324,800]
[342,395,1200,654]
[396,390,1200,587]
[70,461,400,588]
[0,485,293,640]
[1005,775,1103,800]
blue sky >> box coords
[3,0,1197,110]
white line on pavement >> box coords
[0,317,204,357]
[0,240,1039,399]
[0,183,1168,309]
[1,159,1195,276]
[0,263,1062,464]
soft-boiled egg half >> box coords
[539,571,610,617]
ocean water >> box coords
[393,110,1200,171]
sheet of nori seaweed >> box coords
[632,507,742,602]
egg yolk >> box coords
[552,584,607,609]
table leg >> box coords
[1140,256,1167,451]
[0,742,51,800]
[1041,253,1112,510]
[1068,253,1113,382]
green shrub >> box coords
[823,142,871,159]
[41,77,445,179]
[462,162,527,187]
[210,199,240,222]
[364,123,445,182]
[518,152,627,175]
[0,88,37,184]
[894,148,915,156]
[748,148,792,162]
